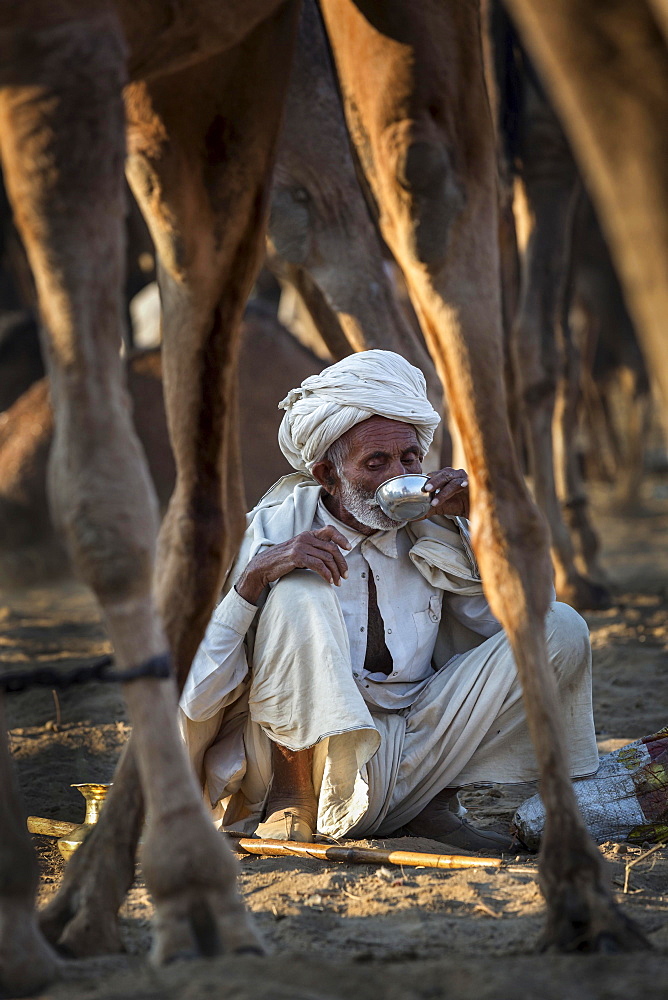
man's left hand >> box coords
[423,467,470,518]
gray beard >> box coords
[338,475,407,532]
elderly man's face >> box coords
[313,416,423,531]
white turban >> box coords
[277,349,441,474]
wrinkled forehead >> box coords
[337,416,420,461]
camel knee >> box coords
[268,185,311,266]
[48,431,157,603]
[394,138,465,268]
[514,321,559,415]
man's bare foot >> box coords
[256,803,316,842]
[257,744,317,842]
[405,788,513,853]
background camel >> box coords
[269,2,431,366]
[0,307,324,585]
[571,196,653,509]
[502,0,668,439]
[0,2,649,994]
[494,23,609,612]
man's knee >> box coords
[259,569,343,639]
[545,601,591,670]
[266,569,337,611]
[253,569,350,687]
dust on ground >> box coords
[2,477,668,999]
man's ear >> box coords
[311,460,339,494]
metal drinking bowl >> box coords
[375,474,432,522]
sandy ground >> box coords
[2,477,668,999]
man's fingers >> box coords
[424,469,469,495]
[313,525,351,550]
[431,489,467,507]
[430,481,468,506]
[300,551,341,586]
[309,537,349,579]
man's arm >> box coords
[180,587,258,721]
[235,525,350,604]
[181,525,351,718]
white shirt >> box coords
[181,497,501,720]
[312,500,502,709]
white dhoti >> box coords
[193,570,598,839]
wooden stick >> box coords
[27,816,77,838]
[27,815,506,871]
[228,834,503,870]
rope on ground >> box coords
[0,651,171,693]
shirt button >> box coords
[360,627,365,632]
[387,628,392,634]
[392,671,397,677]
[361,572,366,579]
[375,575,380,581]
[353,672,359,678]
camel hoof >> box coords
[41,903,124,958]
[540,893,651,953]
[557,575,612,612]
[0,908,60,998]
[150,889,265,965]
[39,875,124,957]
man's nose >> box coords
[388,459,407,479]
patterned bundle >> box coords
[513,727,668,849]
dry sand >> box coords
[2,477,667,999]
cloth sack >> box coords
[512,726,668,848]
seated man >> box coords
[179,350,598,851]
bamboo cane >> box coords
[26,815,505,871]
[227,834,503,869]
[27,816,77,838]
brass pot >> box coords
[57,783,111,861]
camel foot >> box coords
[150,885,265,964]
[142,809,264,964]
[38,823,135,956]
[539,842,650,953]
[556,574,612,612]
[0,902,60,998]
[541,886,650,953]
[39,888,124,958]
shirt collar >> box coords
[316,497,400,558]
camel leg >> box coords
[270,0,445,455]
[38,739,141,955]
[321,0,647,951]
[129,15,299,958]
[608,368,652,507]
[40,3,301,957]
[514,142,608,610]
[553,304,607,584]
[126,3,300,685]
[0,13,260,963]
[0,697,59,996]
[502,0,668,443]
